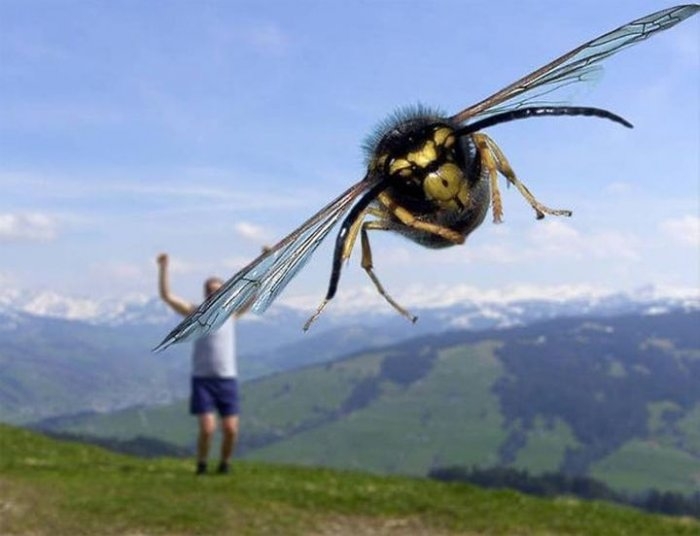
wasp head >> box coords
[363,107,469,211]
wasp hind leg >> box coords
[473,133,572,222]
[359,192,469,322]
[359,192,468,321]
[360,219,418,324]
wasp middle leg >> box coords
[472,133,572,222]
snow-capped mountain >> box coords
[1,283,697,365]
[0,289,170,325]
[0,283,697,330]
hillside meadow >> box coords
[1,425,699,535]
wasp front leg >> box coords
[472,133,572,222]
[376,191,466,244]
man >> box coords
[157,253,247,475]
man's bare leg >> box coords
[196,413,216,474]
[219,415,239,474]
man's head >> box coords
[204,277,224,297]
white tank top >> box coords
[191,318,236,378]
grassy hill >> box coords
[36,310,700,495]
[1,424,698,535]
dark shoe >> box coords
[196,461,208,475]
[217,461,230,475]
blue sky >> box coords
[1,1,698,310]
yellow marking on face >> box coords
[388,158,411,175]
[406,140,437,167]
[433,127,455,149]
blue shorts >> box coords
[190,377,239,417]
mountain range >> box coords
[1,283,698,328]
[1,284,698,424]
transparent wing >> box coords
[154,177,376,351]
[451,5,699,124]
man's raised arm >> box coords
[157,253,196,317]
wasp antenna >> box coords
[455,106,633,137]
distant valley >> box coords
[29,309,700,495]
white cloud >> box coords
[137,256,250,279]
[531,219,580,245]
[0,270,16,288]
[221,255,256,272]
[164,258,221,276]
[463,243,519,264]
[0,212,58,242]
[586,230,641,261]
[0,170,304,213]
[91,258,209,282]
[660,215,700,247]
[95,262,146,280]
[528,220,640,261]
[233,222,270,242]
[604,181,632,195]
[367,220,642,271]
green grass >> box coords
[2,424,699,535]
[590,439,700,494]
[46,401,193,447]
[246,341,508,474]
[512,417,580,473]
[648,401,683,436]
[244,350,386,432]
[676,404,700,457]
